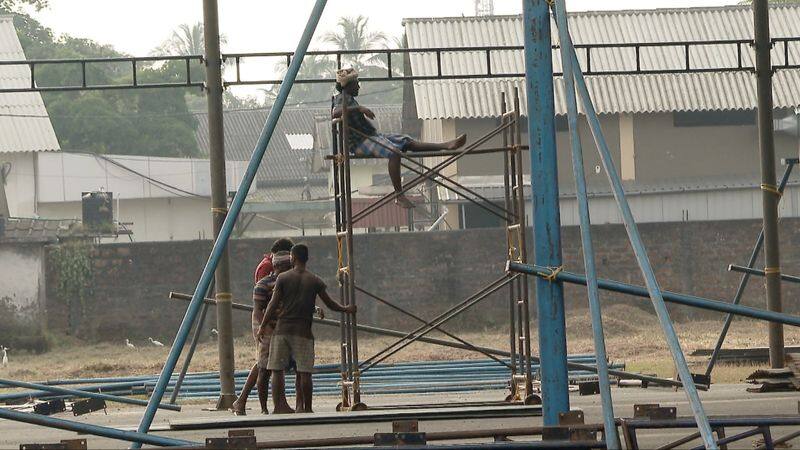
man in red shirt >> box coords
[254,238,295,283]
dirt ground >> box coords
[2,304,798,384]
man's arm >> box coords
[257,283,282,340]
[318,289,356,314]
[332,105,375,120]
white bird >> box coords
[211,328,219,338]
[149,337,164,347]
[125,339,136,350]
[1,346,8,367]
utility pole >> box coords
[754,0,785,369]
[203,0,237,408]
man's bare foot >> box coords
[446,134,467,150]
[273,405,295,414]
[229,401,246,416]
[395,195,415,209]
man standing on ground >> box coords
[258,244,355,413]
[231,251,292,415]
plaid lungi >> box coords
[353,133,412,158]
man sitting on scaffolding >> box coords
[332,68,467,209]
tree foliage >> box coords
[7,10,201,157]
[264,15,402,107]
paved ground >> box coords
[0,384,798,449]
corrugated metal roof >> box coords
[194,105,402,183]
[0,16,59,153]
[403,5,800,119]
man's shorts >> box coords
[267,334,315,373]
[353,133,412,158]
[252,321,274,369]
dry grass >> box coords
[2,305,797,385]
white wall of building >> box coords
[34,153,247,242]
[0,243,44,317]
[556,184,800,226]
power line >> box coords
[66,151,207,199]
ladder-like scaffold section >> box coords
[328,89,539,410]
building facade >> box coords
[403,5,800,228]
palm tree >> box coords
[262,54,336,106]
[322,15,389,76]
[153,22,227,56]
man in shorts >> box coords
[258,244,356,413]
[230,251,292,415]
[332,68,467,209]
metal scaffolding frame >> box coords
[5,1,800,448]
[0,38,798,94]
[330,87,538,409]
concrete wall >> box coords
[0,242,45,318]
[44,218,800,342]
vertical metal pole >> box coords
[513,91,535,398]
[553,2,618,447]
[202,0,236,410]
[566,37,717,449]
[341,92,361,404]
[501,94,518,377]
[331,101,350,406]
[705,161,795,377]
[522,0,569,425]
[754,0,785,369]
[169,280,214,404]
[131,1,327,444]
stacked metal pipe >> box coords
[0,355,618,403]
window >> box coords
[673,110,756,128]
[285,133,314,150]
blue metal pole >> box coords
[508,262,800,328]
[562,37,716,449]
[0,407,195,447]
[551,2,618,447]
[0,378,180,411]
[522,0,569,425]
[131,0,328,444]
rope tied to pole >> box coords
[211,207,228,214]
[215,292,233,301]
[761,183,783,198]
[543,266,564,282]
[336,235,349,284]
[764,266,782,275]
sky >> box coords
[23,0,735,97]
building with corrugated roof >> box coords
[193,104,408,236]
[403,4,800,228]
[0,16,60,219]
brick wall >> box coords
[43,218,800,342]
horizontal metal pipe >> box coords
[508,262,800,327]
[0,407,196,447]
[0,380,148,402]
[729,264,800,284]
[169,292,513,357]
[0,378,180,411]
[324,145,529,160]
[169,291,681,388]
